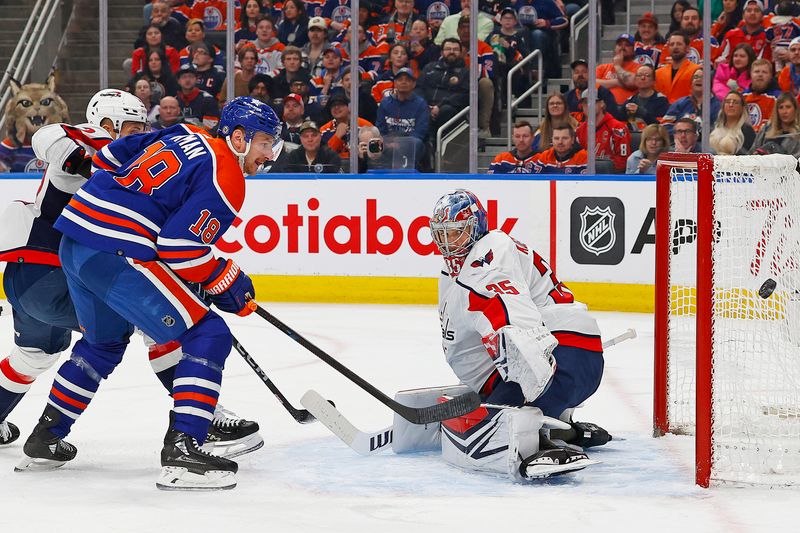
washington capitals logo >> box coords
[471,250,494,268]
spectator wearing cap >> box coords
[711,0,743,42]
[376,67,429,166]
[563,59,624,121]
[487,8,529,106]
[661,69,721,133]
[743,58,782,131]
[596,34,641,105]
[272,46,311,101]
[320,93,375,159]
[369,0,419,44]
[219,47,259,106]
[655,32,701,104]
[623,65,670,131]
[408,19,441,72]
[718,0,771,65]
[288,77,328,125]
[712,43,755,101]
[310,45,346,105]
[332,67,378,124]
[634,12,666,66]
[175,64,220,130]
[179,19,225,71]
[303,16,331,79]
[190,41,226,98]
[576,90,631,172]
[660,7,720,65]
[278,120,343,173]
[456,15,495,137]
[779,36,800,96]
[277,0,310,47]
[433,0,493,45]
[249,15,286,76]
[416,37,470,136]
[514,0,569,83]
[280,93,309,144]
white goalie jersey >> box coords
[438,230,602,393]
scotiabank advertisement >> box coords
[215,179,552,277]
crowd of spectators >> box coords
[125,0,800,174]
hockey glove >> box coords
[202,258,255,316]
[62,146,92,179]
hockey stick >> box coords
[248,303,481,424]
[231,335,316,424]
[302,329,639,455]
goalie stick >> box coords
[249,303,482,424]
[232,335,316,424]
[302,329,638,455]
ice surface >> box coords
[1,303,798,532]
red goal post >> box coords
[654,152,800,488]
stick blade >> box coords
[399,391,482,425]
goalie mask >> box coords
[430,189,489,276]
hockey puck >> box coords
[759,278,777,299]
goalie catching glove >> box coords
[202,258,255,316]
[483,324,558,403]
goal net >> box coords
[654,153,800,487]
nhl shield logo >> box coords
[162,315,176,327]
[579,206,616,256]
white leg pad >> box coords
[441,404,544,480]
[392,384,472,454]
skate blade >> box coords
[523,458,601,479]
[14,455,68,472]
[201,433,264,459]
[156,466,237,491]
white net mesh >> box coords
[667,154,800,486]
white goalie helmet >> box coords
[85,89,148,132]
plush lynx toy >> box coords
[0,74,69,172]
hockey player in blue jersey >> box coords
[0,89,263,458]
[17,96,282,491]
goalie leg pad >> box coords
[392,384,471,453]
[440,404,544,480]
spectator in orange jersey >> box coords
[576,91,632,172]
[660,6,720,65]
[655,32,701,104]
[744,59,782,131]
[320,93,374,159]
[596,34,641,105]
[717,0,772,65]
[778,36,800,96]
[530,124,588,174]
[661,69,721,133]
[488,121,539,173]
[190,0,240,30]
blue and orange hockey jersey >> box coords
[54,124,245,284]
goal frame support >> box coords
[654,152,714,488]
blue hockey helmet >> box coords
[430,189,489,275]
[218,96,283,170]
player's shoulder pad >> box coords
[205,136,246,213]
[457,230,519,287]
[32,123,112,160]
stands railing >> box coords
[435,106,469,173]
[506,50,543,150]
[570,4,589,67]
[0,0,63,132]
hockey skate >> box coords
[15,407,77,472]
[0,420,20,445]
[157,415,238,491]
[201,404,263,459]
[520,434,600,479]
[550,420,612,449]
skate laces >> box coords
[0,421,10,440]
[212,404,243,429]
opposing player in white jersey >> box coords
[0,89,261,459]
[428,189,610,478]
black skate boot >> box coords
[550,421,612,449]
[0,420,20,445]
[202,404,263,459]
[519,433,600,479]
[16,406,77,472]
[157,412,238,491]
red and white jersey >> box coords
[437,230,602,392]
[0,123,111,266]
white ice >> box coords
[1,303,798,532]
